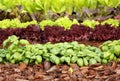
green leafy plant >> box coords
[34,0,51,18]
[50,0,66,14]
[101,18,120,27]
[39,20,54,30]
[0,19,37,29]
[1,35,120,66]
[82,20,99,28]
[0,0,21,12]
[54,17,79,30]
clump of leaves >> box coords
[39,20,54,30]
[82,20,99,29]
[101,18,119,27]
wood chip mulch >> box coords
[0,61,120,81]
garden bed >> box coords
[0,1,120,80]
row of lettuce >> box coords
[0,35,120,66]
[0,0,120,14]
[0,23,120,44]
[1,0,120,23]
[0,18,120,29]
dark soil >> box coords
[78,41,103,47]
[0,62,120,81]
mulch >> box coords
[0,61,120,81]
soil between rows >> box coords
[78,41,103,47]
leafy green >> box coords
[1,35,120,66]
[50,0,66,14]
[54,17,79,30]
[82,20,99,29]
[39,20,54,30]
[0,19,37,29]
[101,18,119,27]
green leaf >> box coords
[50,55,60,65]
[82,20,99,29]
[65,57,71,64]
[71,56,78,63]
[60,56,66,63]
[19,39,30,45]
[36,55,42,63]
[89,58,97,64]
[102,59,108,64]
[23,59,29,65]
[51,0,66,13]
[0,57,3,62]
[77,58,83,67]
[83,58,89,66]
[101,19,119,27]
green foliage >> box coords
[82,20,99,29]
[39,17,79,30]
[100,40,120,62]
[54,17,79,30]
[0,19,37,29]
[21,0,36,13]
[0,0,21,12]
[1,35,120,66]
[0,18,119,29]
[34,0,51,15]
[0,0,120,16]
[50,0,66,14]
[101,18,120,27]
[39,20,54,30]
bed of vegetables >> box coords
[0,0,120,81]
